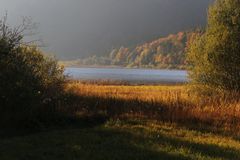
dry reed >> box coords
[60,82,240,135]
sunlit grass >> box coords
[64,82,240,135]
[66,82,187,102]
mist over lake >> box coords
[65,68,188,84]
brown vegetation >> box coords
[60,82,240,135]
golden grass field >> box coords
[65,82,240,135]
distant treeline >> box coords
[63,31,199,69]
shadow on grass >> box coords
[148,130,240,160]
[1,92,240,160]
[1,124,240,160]
[0,115,109,140]
[62,93,240,137]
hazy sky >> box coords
[0,0,212,59]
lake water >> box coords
[65,67,188,84]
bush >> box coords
[0,16,66,128]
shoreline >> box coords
[63,65,187,71]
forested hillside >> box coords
[63,31,198,69]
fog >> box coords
[0,0,212,59]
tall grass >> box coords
[61,82,240,135]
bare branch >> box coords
[0,13,43,49]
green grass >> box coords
[1,119,240,160]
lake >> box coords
[65,67,188,84]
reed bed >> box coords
[62,82,240,135]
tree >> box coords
[187,0,240,94]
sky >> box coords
[0,0,212,59]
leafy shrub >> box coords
[0,16,66,128]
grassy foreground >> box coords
[1,83,240,160]
[1,120,240,160]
